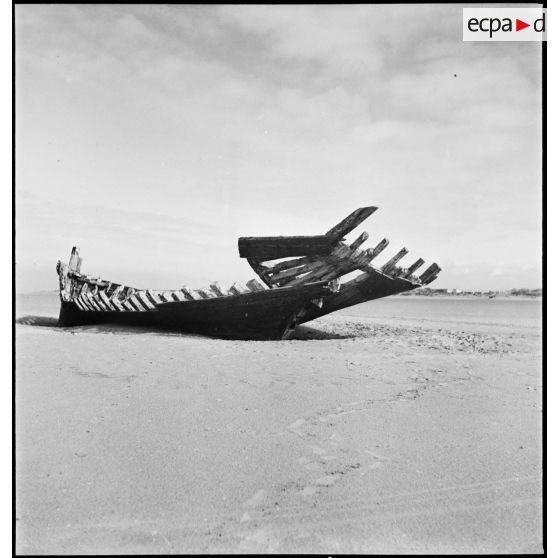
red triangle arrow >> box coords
[516,18,530,31]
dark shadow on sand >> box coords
[289,325,355,340]
[16,316,60,327]
[16,315,357,341]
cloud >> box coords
[15,5,542,291]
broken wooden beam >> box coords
[195,288,215,299]
[180,287,200,300]
[325,207,377,239]
[238,235,338,260]
[369,238,389,260]
[266,255,319,274]
[209,282,227,297]
[228,282,249,295]
[403,258,425,279]
[419,263,441,285]
[349,231,369,251]
[382,248,408,274]
[68,247,80,272]
[246,279,266,292]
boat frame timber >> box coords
[238,206,441,322]
[55,205,440,340]
[55,252,333,341]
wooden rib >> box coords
[246,279,265,292]
[349,231,369,251]
[87,294,104,311]
[137,291,155,310]
[146,290,161,306]
[85,295,99,312]
[74,297,87,311]
[109,293,125,311]
[422,272,440,285]
[382,248,408,274]
[128,295,144,311]
[91,293,108,312]
[156,291,173,303]
[110,285,124,300]
[80,294,95,311]
[318,249,377,282]
[271,243,350,286]
[171,290,186,301]
[196,288,215,299]
[270,260,325,285]
[419,263,441,284]
[266,255,318,274]
[228,282,249,295]
[209,282,226,297]
[122,300,137,312]
[282,242,367,287]
[403,258,425,279]
[99,291,116,311]
[325,207,377,239]
[369,238,389,260]
[180,287,200,301]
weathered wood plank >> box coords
[369,238,389,260]
[419,263,441,285]
[128,294,147,311]
[246,279,266,292]
[180,287,200,301]
[403,258,425,278]
[266,255,319,274]
[209,282,227,297]
[228,282,249,295]
[137,291,156,310]
[382,248,408,274]
[196,288,215,299]
[238,235,337,260]
[88,294,104,312]
[349,231,369,250]
[99,291,116,311]
[74,297,88,311]
[270,259,328,285]
[122,300,137,312]
[68,247,80,271]
[325,207,377,239]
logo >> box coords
[463,8,546,41]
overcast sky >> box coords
[16,4,542,292]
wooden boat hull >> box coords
[56,205,440,340]
[58,282,331,341]
[298,267,417,323]
[239,206,441,321]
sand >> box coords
[15,293,543,554]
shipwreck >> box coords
[56,206,440,340]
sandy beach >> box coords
[15,293,543,554]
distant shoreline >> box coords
[395,294,542,301]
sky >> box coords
[15,4,543,293]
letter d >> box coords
[534,13,545,32]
